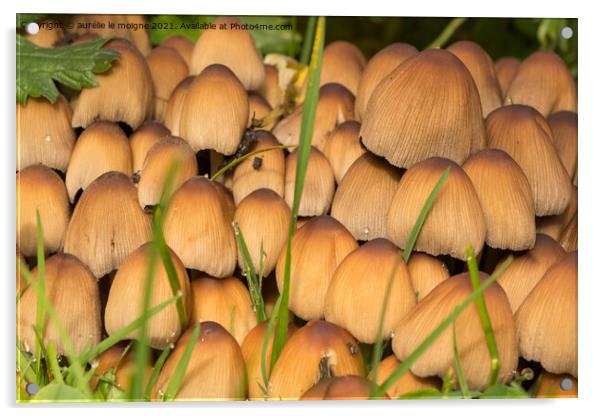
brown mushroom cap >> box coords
[486,104,572,216]
[368,354,441,399]
[537,185,577,241]
[104,243,191,349]
[72,39,153,129]
[190,16,265,90]
[18,253,101,355]
[17,164,70,257]
[63,172,152,278]
[355,42,418,121]
[515,251,577,377]
[321,120,366,184]
[387,157,486,260]
[547,111,578,180]
[163,76,194,137]
[494,57,520,96]
[146,46,189,120]
[66,121,132,202]
[17,95,74,172]
[129,121,171,173]
[392,272,518,391]
[496,234,567,314]
[179,64,248,155]
[152,322,247,400]
[462,149,536,250]
[448,40,502,117]
[253,64,282,109]
[535,371,578,398]
[407,253,450,301]
[301,375,382,400]
[505,51,577,117]
[268,320,364,400]
[163,176,237,277]
[360,49,486,169]
[320,41,367,95]
[161,35,194,66]
[331,153,402,241]
[324,238,416,343]
[276,216,358,320]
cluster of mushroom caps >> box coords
[17,15,577,400]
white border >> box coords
[3,1,601,415]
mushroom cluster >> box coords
[16,15,577,401]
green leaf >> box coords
[453,322,471,399]
[16,35,119,105]
[144,347,171,400]
[398,388,444,400]
[163,323,201,401]
[271,15,327,372]
[33,210,46,382]
[480,383,530,399]
[32,383,88,402]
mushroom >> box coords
[494,57,520,96]
[486,104,572,216]
[331,153,402,240]
[301,375,382,400]
[284,147,335,216]
[105,242,191,349]
[137,136,198,208]
[447,40,502,117]
[407,253,450,301]
[247,94,274,129]
[91,342,151,391]
[152,322,247,400]
[355,42,418,120]
[72,39,153,129]
[68,15,151,55]
[232,131,285,205]
[547,111,578,180]
[163,76,194,136]
[275,216,358,320]
[324,238,416,343]
[320,41,367,95]
[190,16,265,90]
[537,185,577,241]
[146,46,189,121]
[17,164,69,257]
[515,251,577,377]
[162,176,236,277]
[179,64,248,155]
[368,355,441,399]
[253,64,283,109]
[496,234,566,313]
[161,35,194,66]
[392,272,518,391]
[241,321,297,400]
[63,172,152,278]
[130,121,172,174]
[234,189,291,276]
[559,213,577,252]
[16,95,74,172]
[505,51,577,117]
[360,49,486,169]
[18,253,101,355]
[321,120,366,184]
[387,157,486,260]
[534,371,577,398]
[273,83,355,150]
[462,149,536,250]
[65,121,132,202]
[268,320,364,400]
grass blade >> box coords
[45,340,63,384]
[402,166,450,262]
[300,16,317,65]
[466,245,500,386]
[426,17,467,48]
[163,322,201,401]
[210,145,292,182]
[233,221,267,322]
[144,347,171,400]
[370,167,450,397]
[453,322,470,398]
[261,293,283,390]
[373,255,513,398]
[272,15,326,370]
[33,210,46,381]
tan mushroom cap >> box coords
[146,45,189,120]
[407,253,450,301]
[515,251,577,377]
[322,120,366,184]
[368,354,441,399]
[547,111,578,180]
[130,121,171,173]
[387,157,486,260]
[486,104,572,216]
[494,57,520,96]
[301,375,382,400]
[360,49,486,169]
[190,16,265,90]
[392,272,518,391]
[320,41,367,95]
[161,35,194,66]
[268,320,364,400]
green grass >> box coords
[270,15,327,372]
[210,145,293,182]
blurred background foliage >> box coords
[147,15,577,77]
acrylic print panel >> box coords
[15,13,577,402]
